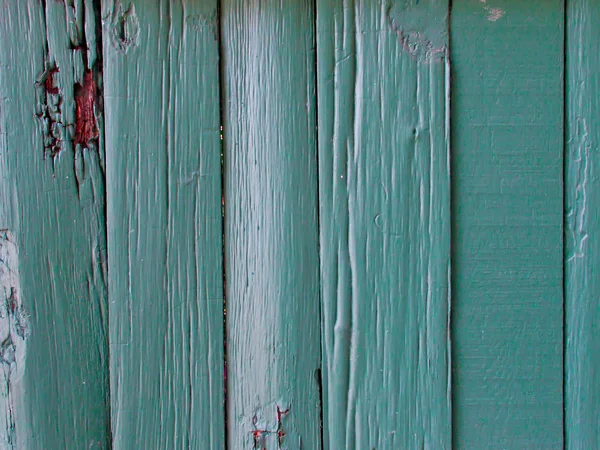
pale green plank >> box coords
[451,1,564,447]
[316,1,451,448]
[0,0,110,448]
[102,1,224,448]
[566,0,600,447]
[221,1,322,448]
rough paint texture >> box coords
[451,1,564,447]
[316,1,451,448]
[221,1,322,448]
[102,1,225,448]
[0,1,594,448]
[0,0,110,447]
[566,0,600,447]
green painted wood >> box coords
[566,0,600,447]
[221,1,322,448]
[0,0,110,448]
[101,1,225,448]
[451,1,564,447]
[316,1,451,448]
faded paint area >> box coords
[222,0,322,448]
[0,231,29,448]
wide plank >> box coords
[101,1,225,448]
[316,0,452,448]
[451,1,564,447]
[221,1,322,448]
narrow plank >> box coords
[316,1,451,448]
[101,1,225,448]
[566,0,600,447]
[451,1,564,447]
[221,1,322,448]
[0,0,110,447]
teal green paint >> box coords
[566,0,600,447]
[221,1,322,448]
[102,1,225,448]
[451,1,564,447]
[0,0,110,447]
[316,1,451,448]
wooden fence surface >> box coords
[0,0,597,449]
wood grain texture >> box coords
[221,1,322,448]
[0,0,110,448]
[451,1,564,447]
[316,1,451,448]
[101,1,225,448]
[566,0,600,447]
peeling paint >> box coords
[36,62,64,158]
[250,403,292,449]
[567,117,590,262]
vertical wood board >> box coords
[566,0,600,447]
[221,1,322,448]
[0,0,110,448]
[451,1,564,447]
[316,0,451,448]
[102,1,225,448]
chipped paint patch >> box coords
[487,8,505,21]
[73,70,99,148]
[480,0,505,22]
[388,1,448,60]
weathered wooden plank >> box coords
[221,1,322,448]
[566,0,600,447]
[316,1,451,448]
[101,1,225,448]
[0,0,110,447]
[451,1,564,447]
